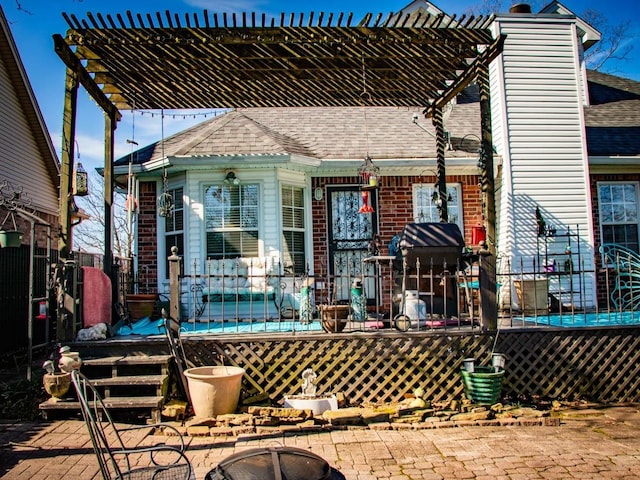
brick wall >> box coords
[590,172,640,307]
[137,181,158,293]
[311,174,483,271]
[311,174,482,309]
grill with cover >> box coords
[398,222,465,316]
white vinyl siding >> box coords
[491,16,595,307]
[0,51,58,214]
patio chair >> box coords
[70,369,193,480]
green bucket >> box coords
[0,230,22,248]
[460,366,505,404]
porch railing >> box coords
[165,244,640,333]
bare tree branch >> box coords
[73,172,133,258]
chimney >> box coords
[509,3,532,13]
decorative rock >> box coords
[186,417,217,427]
[361,410,390,424]
[217,413,254,426]
[162,400,187,420]
[391,422,414,430]
[322,407,363,425]
[253,416,280,426]
[209,426,235,436]
[246,406,313,419]
[186,426,211,436]
[450,410,492,422]
[232,425,255,435]
[368,422,392,430]
[160,425,187,436]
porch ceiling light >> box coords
[224,171,240,185]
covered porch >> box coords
[53,6,504,342]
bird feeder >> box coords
[73,162,88,196]
[358,155,379,214]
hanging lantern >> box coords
[157,169,174,218]
[158,191,174,218]
[73,162,88,196]
[358,155,380,189]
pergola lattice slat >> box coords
[59,9,497,110]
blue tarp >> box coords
[113,317,323,336]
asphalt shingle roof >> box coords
[117,69,640,166]
[585,70,640,157]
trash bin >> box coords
[398,222,465,316]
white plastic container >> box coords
[404,290,426,326]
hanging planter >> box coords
[0,230,23,248]
[0,211,22,248]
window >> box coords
[282,185,306,274]
[164,187,184,278]
[413,183,463,230]
[598,182,639,252]
[205,184,259,259]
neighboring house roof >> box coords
[118,69,640,168]
[0,5,60,214]
[585,70,640,157]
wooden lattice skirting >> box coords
[177,326,640,405]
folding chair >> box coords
[70,369,193,480]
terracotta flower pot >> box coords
[318,305,350,333]
[126,293,158,320]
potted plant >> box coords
[125,265,158,321]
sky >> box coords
[2,0,640,174]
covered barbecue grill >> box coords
[398,222,465,316]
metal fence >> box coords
[0,247,105,364]
[167,243,640,334]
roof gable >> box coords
[0,5,59,214]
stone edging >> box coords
[160,404,559,438]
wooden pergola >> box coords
[53,8,505,337]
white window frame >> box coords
[412,183,463,232]
[597,181,640,253]
[204,183,260,259]
[162,185,184,280]
[281,184,306,274]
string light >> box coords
[136,109,229,120]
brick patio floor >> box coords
[2,406,640,479]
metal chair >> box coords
[161,309,195,405]
[70,369,193,480]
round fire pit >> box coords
[205,446,345,480]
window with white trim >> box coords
[598,182,639,252]
[204,183,259,259]
[281,185,306,274]
[164,187,184,278]
[413,183,463,231]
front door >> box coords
[327,186,378,302]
